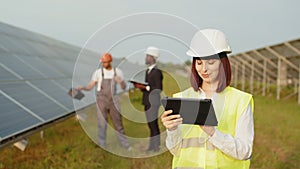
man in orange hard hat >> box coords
[77,53,131,150]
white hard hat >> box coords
[186,29,231,58]
[145,46,160,58]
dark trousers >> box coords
[145,104,160,150]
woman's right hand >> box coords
[161,110,183,131]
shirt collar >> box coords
[198,87,217,100]
[148,64,156,71]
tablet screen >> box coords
[161,97,218,126]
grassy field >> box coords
[0,73,300,169]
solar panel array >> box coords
[0,22,98,148]
[229,38,300,104]
[0,21,146,149]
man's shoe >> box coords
[152,147,160,152]
[126,146,133,151]
[146,147,160,153]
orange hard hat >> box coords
[100,53,113,62]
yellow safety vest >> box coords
[172,86,254,169]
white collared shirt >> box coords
[145,64,156,91]
[147,64,156,74]
[91,68,124,92]
[166,88,254,160]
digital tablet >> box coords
[161,97,218,126]
[68,88,85,100]
[128,79,149,86]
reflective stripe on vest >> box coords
[174,167,205,169]
[181,137,215,151]
[174,167,218,169]
[172,86,253,169]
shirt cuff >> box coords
[166,127,181,148]
[167,127,181,138]
[146,86,150,91]
[208,129,224,148]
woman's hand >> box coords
[200,126,215,136]
[161,110,183,131]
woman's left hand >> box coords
[200,126,215,136]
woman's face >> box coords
[195,59,221,84]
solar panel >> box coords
[0,34,22,54]
[0,21,146,149]
[30,80,74,110]
[0,54,45,79]
[4,36,33,56]
[0,82,67,119]
[19,55,65,78]
[0,65,19,81]
[0,22,95,147]
[0,93,42,140]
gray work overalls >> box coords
[96,67,130,149]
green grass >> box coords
[251,95,300,169]
[0,74,300,168]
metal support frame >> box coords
[277,58,281,100]
[294,78,298,94]
[232,56,264,79]
[229,59,238,87]
[234,64,238,87]
[267,76,270,94]
[253,50,277,68]
[285,42,300,56]
[284,42,300,104]
[229,40,300,105]
[232,56,264,92]
[299,63,300,104]
[242,53,277,79]
[267,47,299,71]
[250,61,254,93]
[242,64,245,91]
[256,77,261,94]
[230,59,252,89]
[263,59,267,96]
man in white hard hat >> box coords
[135,46,163,152]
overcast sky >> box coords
[1,0,300,62]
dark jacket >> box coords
[142,66,163,106]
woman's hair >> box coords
[190,52,231,93]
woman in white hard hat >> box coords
[161,29,254,169]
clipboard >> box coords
[68,88,85,100]
[128,79,149,86]
[161,97,218,126]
